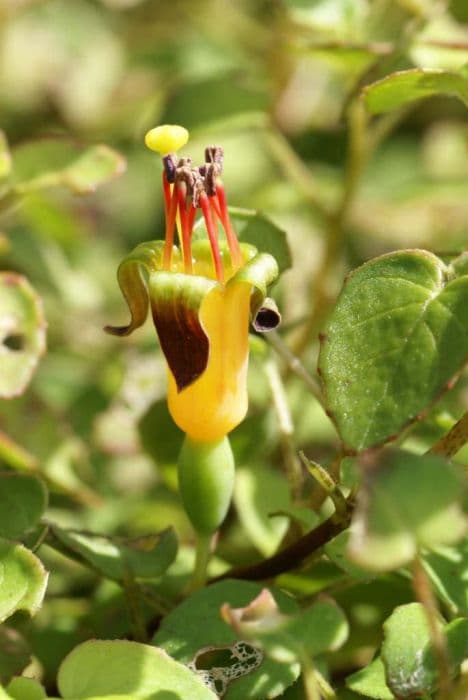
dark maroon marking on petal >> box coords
[150,296,209,392]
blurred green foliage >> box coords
[0,1,467,698]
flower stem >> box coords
[190,532,213,591]
[264,355,303,501]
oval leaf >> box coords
[0,539,48,623]
[49,526,177,582]
[318,250,468,451]
[153,579,300,699]
[363,68,468,114]
[57,640,217,699]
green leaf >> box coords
[382,603,468,697]
[153,580,300,699]
[57,640,217,699]
[0,539,48,623]
[49,526,177,582]
[0,131,12,179]
[0,473,48,539]
[363,68,468,114]
[61,145,126,195]
[348,450,466,571]
[346,657,393,700]
[318,250,468,450]
[234,209,292,274]
[0,273,46,399]
[6,677,46,700]
[423,541,468,615]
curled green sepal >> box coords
[105,240,168,336]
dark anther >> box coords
[176,166,196,194]
[204,163,219,196]
[205,146,224,171]
[162,154,178,183]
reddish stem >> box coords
[163,185,178,270]
[176,182,193,274]
[199,193,224,283]
[216,182,242,269]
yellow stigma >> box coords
[145,124,189,155]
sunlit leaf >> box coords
[57,640,217,699]
[6,677,46,700]
[0,273,46,398]
[0,539,48,623]
[363,68,468,113]
[153,580,300,699]
[346,656,393,700]
[318,250,468,450]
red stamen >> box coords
[187,201,197,237]
[176,182,193,274]
[215,181,242,269]
[163,185,178,270]
[162,172,171,215]
[199,192,224,283]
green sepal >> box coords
[105,240,168,336]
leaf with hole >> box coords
[0,473,47,540]
[0,539,48,623]
[0,273,46,399]
[348,450,466,571]
[363,68,468,114]
[318,250,468,450]
[153,579,300,699]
